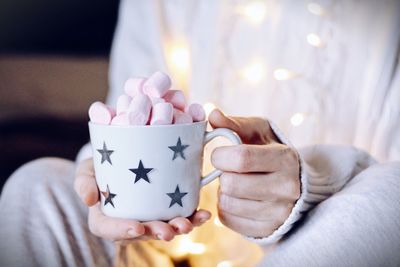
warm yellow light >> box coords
[240,2,267,24]
[169,44,190,72]
[203,102,216,118]
[217,261,233,267]
[307,3,325,16]
[214,217,224,227]
[243,62,265,84]
[307,33,322,47]
[175,236,206,255]
[273,68,293,81]
[290,113,305,126]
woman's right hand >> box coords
[74,158,211,243]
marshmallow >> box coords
[89,101,113,125]
[143,71,171,98]
[116,95,132,115]
[127,94,152,125]
[124,77,146,97]
[150,97,166,106]
[173,109,193,124]
[106,105,116,118]
[185,103,206,122]
[150,102,173,125]
[111,112,130,126]
[163,90,186,110]
[89,73,208,126]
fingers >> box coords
[89,204,209,243]
[208,109,241,134]
[208,109,277,144]
[212,143,299,173]
[218,209,281,238]
[74,158,99,206]
[141,210,212,240]
[167,209,212,235]
[168,217,193,234]
[188,209,212,226]
[218,193,292,221]
[89,205,187,242]
[134,210,211,241]
[88,204,145,241]
[141,221,176,241]
[219,172,300,201]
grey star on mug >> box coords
[168,137,189,160]
[129,160,153,183]
[97,142,114,165]
[166,185,188,208]
[101,184,116,208]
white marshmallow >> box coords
[111,112,130,126]
[116,95,132,115]
[143,71,171,98]
[150,102,173,125]
[127,94,152,125]
[185,103,206,122]
[88,101,113,125]
[150,97,166,106]
[173,109,193,124]
[163,90,186,110]
[124,77,146,97]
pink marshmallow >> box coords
[124,77,146,97]
[150,97,166,106]
[127,94,152,125]
[106,105,116,118]
[150,102,173,125]
[163,90,186,110]
[143,71,171,98]
[116,95,132,115]
[111,112,130,126]
[185,103,206,122]
[89,101,113,125]
[173,109,193,124]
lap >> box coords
[261,162,400,267]
[0,157,115,267]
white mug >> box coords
[88,121,241,221]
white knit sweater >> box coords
[81,0,400,256]
[245,122,377,245]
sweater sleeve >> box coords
[245,121,377,246]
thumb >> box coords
[208,109,241,134]
[208,109,278,144]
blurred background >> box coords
[1,1,399,266]
[0,0,120,188]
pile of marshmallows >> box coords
[88,71,206,126]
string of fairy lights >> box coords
[164,2,326,266]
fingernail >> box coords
[199,218,207,224]
[128,229,140,237]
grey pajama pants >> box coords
[0,158,399,267]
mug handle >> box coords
[201,128,242,187]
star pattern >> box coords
[168,137,189,160]
[166,185,188,208]
[101,184,117,208]
[97,142,114,165]
[99,136,193,211]
[129,160,153,183]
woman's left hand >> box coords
[209,109,301,238]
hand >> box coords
[74,158,211,243]
[209,109,300,238]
